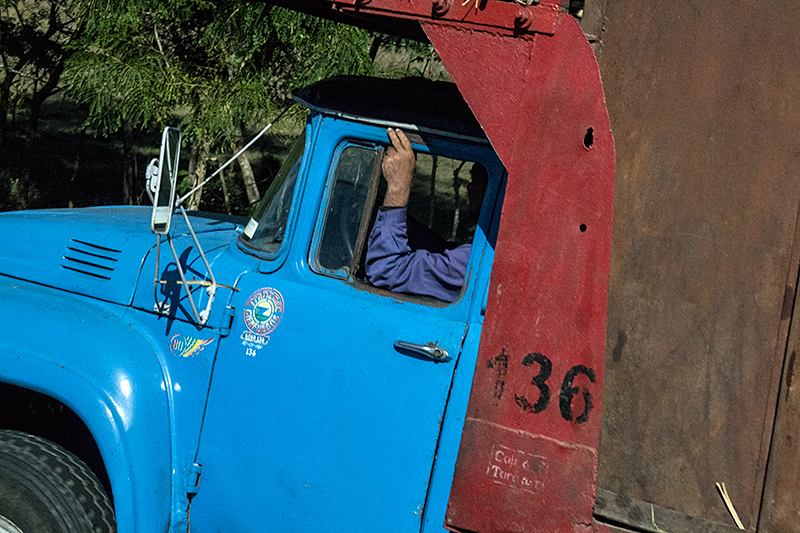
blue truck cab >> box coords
[0,76,506,533]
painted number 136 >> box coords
[487,350,596,424]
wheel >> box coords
[0,430,116,533]
[0,515,24,533]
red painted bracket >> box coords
[423,13,615,533]
[323,0,560,36]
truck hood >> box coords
[0,206,243,306]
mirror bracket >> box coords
[148,126,217,326]
[150,127,181,235]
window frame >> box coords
[308,132,500,307]
[308,141,383,280]
[236,123,313,264]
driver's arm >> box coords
[365,128,470,303]
[381,128,415,208]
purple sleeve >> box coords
[365,208,471,302]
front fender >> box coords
[0,276,172,533]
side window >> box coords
[406,153,481,249]
[312,139,486,303]
[314,145,381,276]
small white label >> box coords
[486,444,547,494]
[243,218,258,239]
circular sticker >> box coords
[243,287,284,336]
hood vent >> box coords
[61,239,122,281]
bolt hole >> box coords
[583,128,594,149]
[579,224,587,232]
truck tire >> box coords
[0,430,116,533]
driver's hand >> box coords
[382,128,416,208]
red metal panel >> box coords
[321,0,560,35]
[422,14,615,533]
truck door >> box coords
[188,120,503,532]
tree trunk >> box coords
[449,161,466,241]
[187,140,198,189]
[0,73,15,144]
[369,35,383,62]
[428,154,438,227]
[25,62,64,149]
[0,52,30,144]
[219,165,231,215]
[187,138,212,210]
[234,120,259,204]
[14,60,64,209]
[68,125,87,208]
[122,121,135,204]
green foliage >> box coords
[65,0,374,144]
[3,0,452,213]
[60,0,379,212]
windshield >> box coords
[240,130,306,254]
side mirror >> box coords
[148,127,182,234]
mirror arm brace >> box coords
[177,205,218,325]
[152,206,218,326]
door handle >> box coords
[393,340,451,363]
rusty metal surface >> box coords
[595,488,743,533]
[579,0,607,44]
[427,13,615,532]
[760,212,800,530]
[593,522,635,533]
[595,1,800,530]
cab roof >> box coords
[292,76,487,142]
